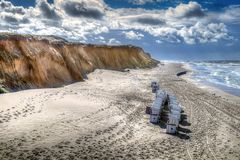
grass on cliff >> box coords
[0,86,8,94]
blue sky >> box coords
[1,0,240,60]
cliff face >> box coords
[0,34,158,91]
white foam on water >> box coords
[187,61,240,96]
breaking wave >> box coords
[188,60,240,96]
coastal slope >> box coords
[0,34,157,90]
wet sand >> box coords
[0,63,240,160]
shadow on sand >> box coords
[180,118,191,126]
[150,113,191,140]
[175,131,190,140]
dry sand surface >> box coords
[0,63,240,160]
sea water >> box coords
[187,61,240,96]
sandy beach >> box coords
[0,63,240,160]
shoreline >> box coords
[163,60,240,98]
[179,62,240,103]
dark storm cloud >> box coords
[1,14,29,24]
[183,7,204,18]
[135,16,165,25]
[37,0,61,20]
[61,1,104,19]
[0,0,11,8]
[3,14,18,23]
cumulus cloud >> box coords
[219,5,240,24]
[178,23,225,44]
[166,1,205,18]
[36,0,61,20]
[0,12,29,24]
[123,30,144,40]
[130,0,167,5]
[152,22,230,44]
[0,0,234,45]
[0,0,29,25]
[0,0,26,15]
[156,40,163,44]
[55,0,105,19]
[108,38,121,45]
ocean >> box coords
[187,60,240,96]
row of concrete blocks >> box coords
[149,82,182,134]
[149,89,167,123]
[151,81,159,93]
[166,95,182,134]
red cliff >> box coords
[0,34,158,91]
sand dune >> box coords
[0,63,240,160]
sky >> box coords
[0,0,240,60]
